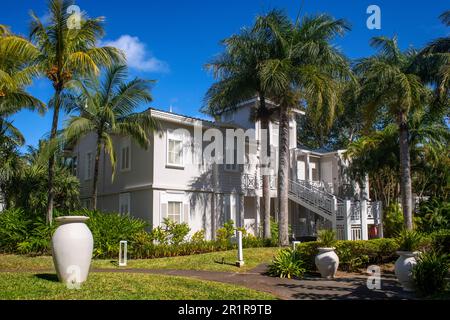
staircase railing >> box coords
[288,179,336,218]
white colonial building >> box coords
[69,98,383,241]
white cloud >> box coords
[101,35,169,73]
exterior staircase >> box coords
[288,179,383,240]
[242,173,383,240]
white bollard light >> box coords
[119,240,127,267]
[292,241,301,250]
[236,230,244,267]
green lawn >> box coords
[0,272,276,300]
[0,247,280,273]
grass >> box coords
[0,272,276,300]
[0,247,280,273]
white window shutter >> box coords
[161,203,168,222]
[183,203,189,224]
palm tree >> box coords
[254,11,351,245]
[0,25,45,132]
[0,25,45,202]
[415,11,449,113]
[203,27,278,239]
[29,0,124,224]
[64,65,158,209]
[355,36,430,230]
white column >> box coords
[332,196,337,230]
[255,196,261,237]
[378,202,384,238]
[305,152,311,182]
[344,200,352,240]
[239,194,245,228]
[361,200,368,240]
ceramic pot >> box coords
[315,247,339,278]
[52,216,93,284]
[394,251,419,292]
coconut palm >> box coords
[203,27,278,239]
[29,0,124,224]
[415,11,450,113]
[0,25,45,202]
[355,36,430,230]
[64,65,158,209]
[0,25,45,139]
[254,11,351,245]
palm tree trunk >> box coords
[260,116,271,239]
[398,113,413,230]
[46,88,61,225]
[92,133,102,210]
[277,104,290,246]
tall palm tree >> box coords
[64,65,158,209]
[0,25,45,199]
[203,27,278,239]
[355,36,430,230]
[254,11,351,245]
[415,11,449,114]
[29,0,124,224]
[0,24,45,128]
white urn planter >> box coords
[315,247,339,279]
[394,251,419,292]
[52,216,93,285]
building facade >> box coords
[70,99,383,241]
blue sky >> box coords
[1,0,448,150]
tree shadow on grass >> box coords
[35,273,59,282]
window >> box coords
[120,139,131,171]
[223,111,234,123]
[167,131,184,167]
[82,198,91,209]
[85,152,92,180]
[119,193,131,215]
[72,156,78,177]
[167,201,182,223]
[224,141,239,171]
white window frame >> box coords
[166,130,184,168]
[167,201,183,224]
[84,152,93,181]
[119,193,131,216]
[120,138,131,172]
[160,192,189,226]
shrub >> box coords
[80,210,148,258]
[384,203,404,237]
[191,230,206,243]
[162,218,190,245]
[413,251,449,297]
[317,229,336,247]
[16,218,56,255]
[0,208,31,252]
[149,226,169,244]
[216,220,236,244]
[395,229,422,252]
[429,229,450,254]
[268,248,305,279]
[416,198,450,233]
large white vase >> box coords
[394,251,418,292]
[315,247,339,279]
[52,216,93,284]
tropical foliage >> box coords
[64,64,158,209]
[28,0,124,224]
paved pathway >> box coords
[92,264,415,300]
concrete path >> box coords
[92,264,415,300]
